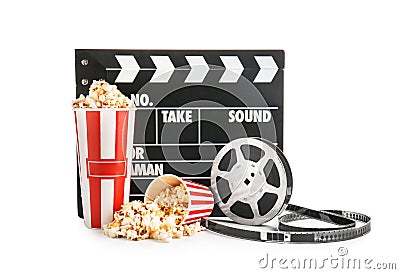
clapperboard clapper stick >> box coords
[75,50,286,220]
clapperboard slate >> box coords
[75,49,285,217]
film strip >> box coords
[204,138,371,243]
[75,50,371,243]
[202,207,371,243]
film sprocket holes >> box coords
[204,138,371,243]
[75,49,285,218]
[74,50,370,243]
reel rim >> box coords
[210,137,293,225]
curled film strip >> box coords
[202,138,371,243]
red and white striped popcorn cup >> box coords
[144,174,214,224]
[74,108,135,229]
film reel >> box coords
[204,137,371,243]
[210,138,292,225]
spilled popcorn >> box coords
[154,183,188,213]
[103,184,204,242]
[72,80,133,108]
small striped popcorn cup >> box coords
[145,174,214,224]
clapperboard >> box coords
[75,49,285,217]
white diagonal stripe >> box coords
[187,187,213,195]
[185,183,210,191]
[219,56,244,83]
[253,56,279,83]
[188,204,214,211]
[189,195,215,201]
[254,56,278,69]
[187,212,213,219]
[150,56,175,83]
[101,179,114,226]
[115,55,140,69]
[184,56,209,83]
[75,111,91,228]
[115,55,140,83]
[100,110,116,159]
[183,212,213,224]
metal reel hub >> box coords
[210,138,293,225]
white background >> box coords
[1,0,399,273]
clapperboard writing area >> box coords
[75,50,285,217]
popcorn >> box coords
[104,184,203,242]
[72,80,133,109]
[154,183,188,219]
